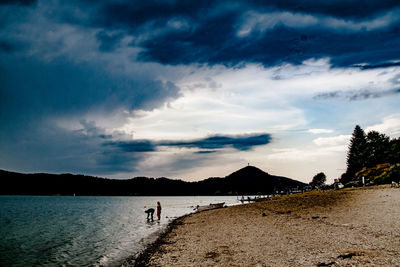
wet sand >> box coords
[131,186,400,266]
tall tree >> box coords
[364,131,390,167]
[340,125,400,186]
[389,137,400,164]
[342,125,366,184]
[310,172,326,188]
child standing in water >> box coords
[157,201,161,220]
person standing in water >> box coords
[157,201,161,220]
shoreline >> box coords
[123,198,243,266]
[127,185,400,266]
[123,214,192,266]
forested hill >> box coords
[0,166,305,196]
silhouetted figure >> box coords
[145,208,155,221]
[157,202,161,220]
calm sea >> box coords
[0,195,240,266]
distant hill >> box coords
[0,166,306,196]
[192,166,305,195]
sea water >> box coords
[0,195,240,266]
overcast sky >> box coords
[1,0,400,183]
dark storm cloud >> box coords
[94,0,212,28]
[137,12,240,65]
[0,54,181,175]
[0,0,185,176]
[0,57,181,127]
[96,30,124,52]
[0,0,36,6]
[85,0,400,67]
[137,25,400,67]
[0,120,146,175]
[0,40,16,52]
[96,149,145,173]
[2,1,400,67]
[96,0,400,27]
[103,140,156,153]
[250,0,400,19]
[158,133,272,151]
[313,88,400,101]
[103,133,272,153]
[82,132,271,174]
[195,150,218,154]
[353,62,400,70]
[1,0,399,176]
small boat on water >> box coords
[195,202,225,212]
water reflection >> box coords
[0,195,240,266]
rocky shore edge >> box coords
[122,214,190,266]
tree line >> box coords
[340,125,400,185]
[0,166,305,196]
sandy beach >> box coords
[132,186,400,266]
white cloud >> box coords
[366,113,400,137]
[237,8,400,37]
[267,145,347,161]
[129,149,244,181]
[313,135,351,146]
[131,17,195,45]
[116,59,399,153]
[237,11,316,36]
[308,129,334,134]
[264,144,348,183]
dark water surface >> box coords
[0,195,239,266]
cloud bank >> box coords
[1,0,400,181]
